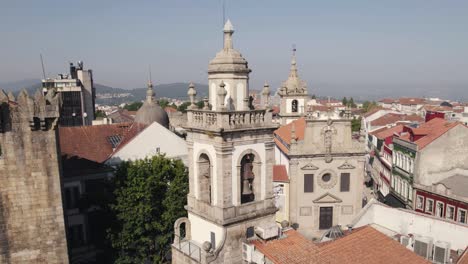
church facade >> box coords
[171,21,279,264]
[274,111,367,238]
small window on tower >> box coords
[246,226,255,238]
[291,100,298,113]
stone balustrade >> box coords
[187,109,274,131]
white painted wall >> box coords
[188,212,224,249]
[231,143,266,205]
[192,142,218,205]
[107,122,188,166]
[352,201,468,250]
[274,146,290,175]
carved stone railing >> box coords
[187,109,274,131]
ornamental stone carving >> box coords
[317,170,337,189]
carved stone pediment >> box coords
[313,192,342,204]
[338,161,355,170]
[301,163,319,170]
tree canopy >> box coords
[123,102,143,111]
[108,155,188,264]
[177,102,191,113]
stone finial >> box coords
[7,91,15,102]
[203,97,210,110]
[291,122,297,144]
[261,81,271,108]
[217,81,227,109]
[146,80,155,103]
[0,90,8,103]
[223,19,234,50]
[187,82,197,109]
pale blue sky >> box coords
[1,0,467,99]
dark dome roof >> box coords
[134,101,169,128]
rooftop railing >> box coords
[187,109,273,131]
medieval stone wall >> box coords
[0,90,69,263]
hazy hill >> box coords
[0,80,208,105]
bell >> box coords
[242,179,253,195]
[242,162,254,180]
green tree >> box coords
[95,110,107,118]
[342,97,348,106]
[178,102,191,113]
[196,100,204,109]
[349,97,356,108]
[362,101,378,113]
[123,102,143,111]
[351,117,362,132]
[311,94,317,99]
[158,99,170,109]
[108,155,188,264]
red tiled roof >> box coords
[274,118,306,153]
[112,122,149,153]
[370,113,423,127]
[252,229,319,264]
[422,105,452,112]
[397,97,426,105]
[253,226,429,264]
[372,124,405,140]
[458,247,468,264]
[318,226,430,264]
[59,122,147,163]
[409,118,461,149]
[273,165,289,182]
[165,106,178,113]
[379,98,395,104]
[362,107,384,118]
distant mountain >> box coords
[0,80,208,105]
[94,82,209,105]
[0,79,41,91]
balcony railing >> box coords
[187,109,273,131]
[173,235,201,262]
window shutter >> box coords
[340,173,350,192]
[304,174,314,193]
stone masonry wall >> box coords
[0,90,69,264]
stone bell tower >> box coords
[172,21,278,264]
[0,89,69,263]
[278,48,310,125]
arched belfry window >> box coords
[291,100,298,113]
[198,153,212,204]
[241,154,255,204]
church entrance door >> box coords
[319,207,333,230]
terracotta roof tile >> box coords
[274,118,305,144]
[397,97,426,105]
[362,107,384,118]
[410,118,461,149]
[458,247,468,264]
[379,98,395,104]
[273,165,289,182]
[252,229,320,264]
[59,122,147,163]
[372,124,405,140]
[370,113,423,127]
[318,226,431,264]
[253,226,430,264]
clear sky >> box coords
[1,0,467,99]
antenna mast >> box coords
[40,54,46,79]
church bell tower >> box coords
[172,20,278,264]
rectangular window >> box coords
[340,173,350,192]
[65,186,80,210]
[416,195,424,210]
[68,224,85,248]
[425,198,434,214]
[458,209,467,224]
[436,201,444,218]
[304,174,314,193]
[446,205,455,220]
